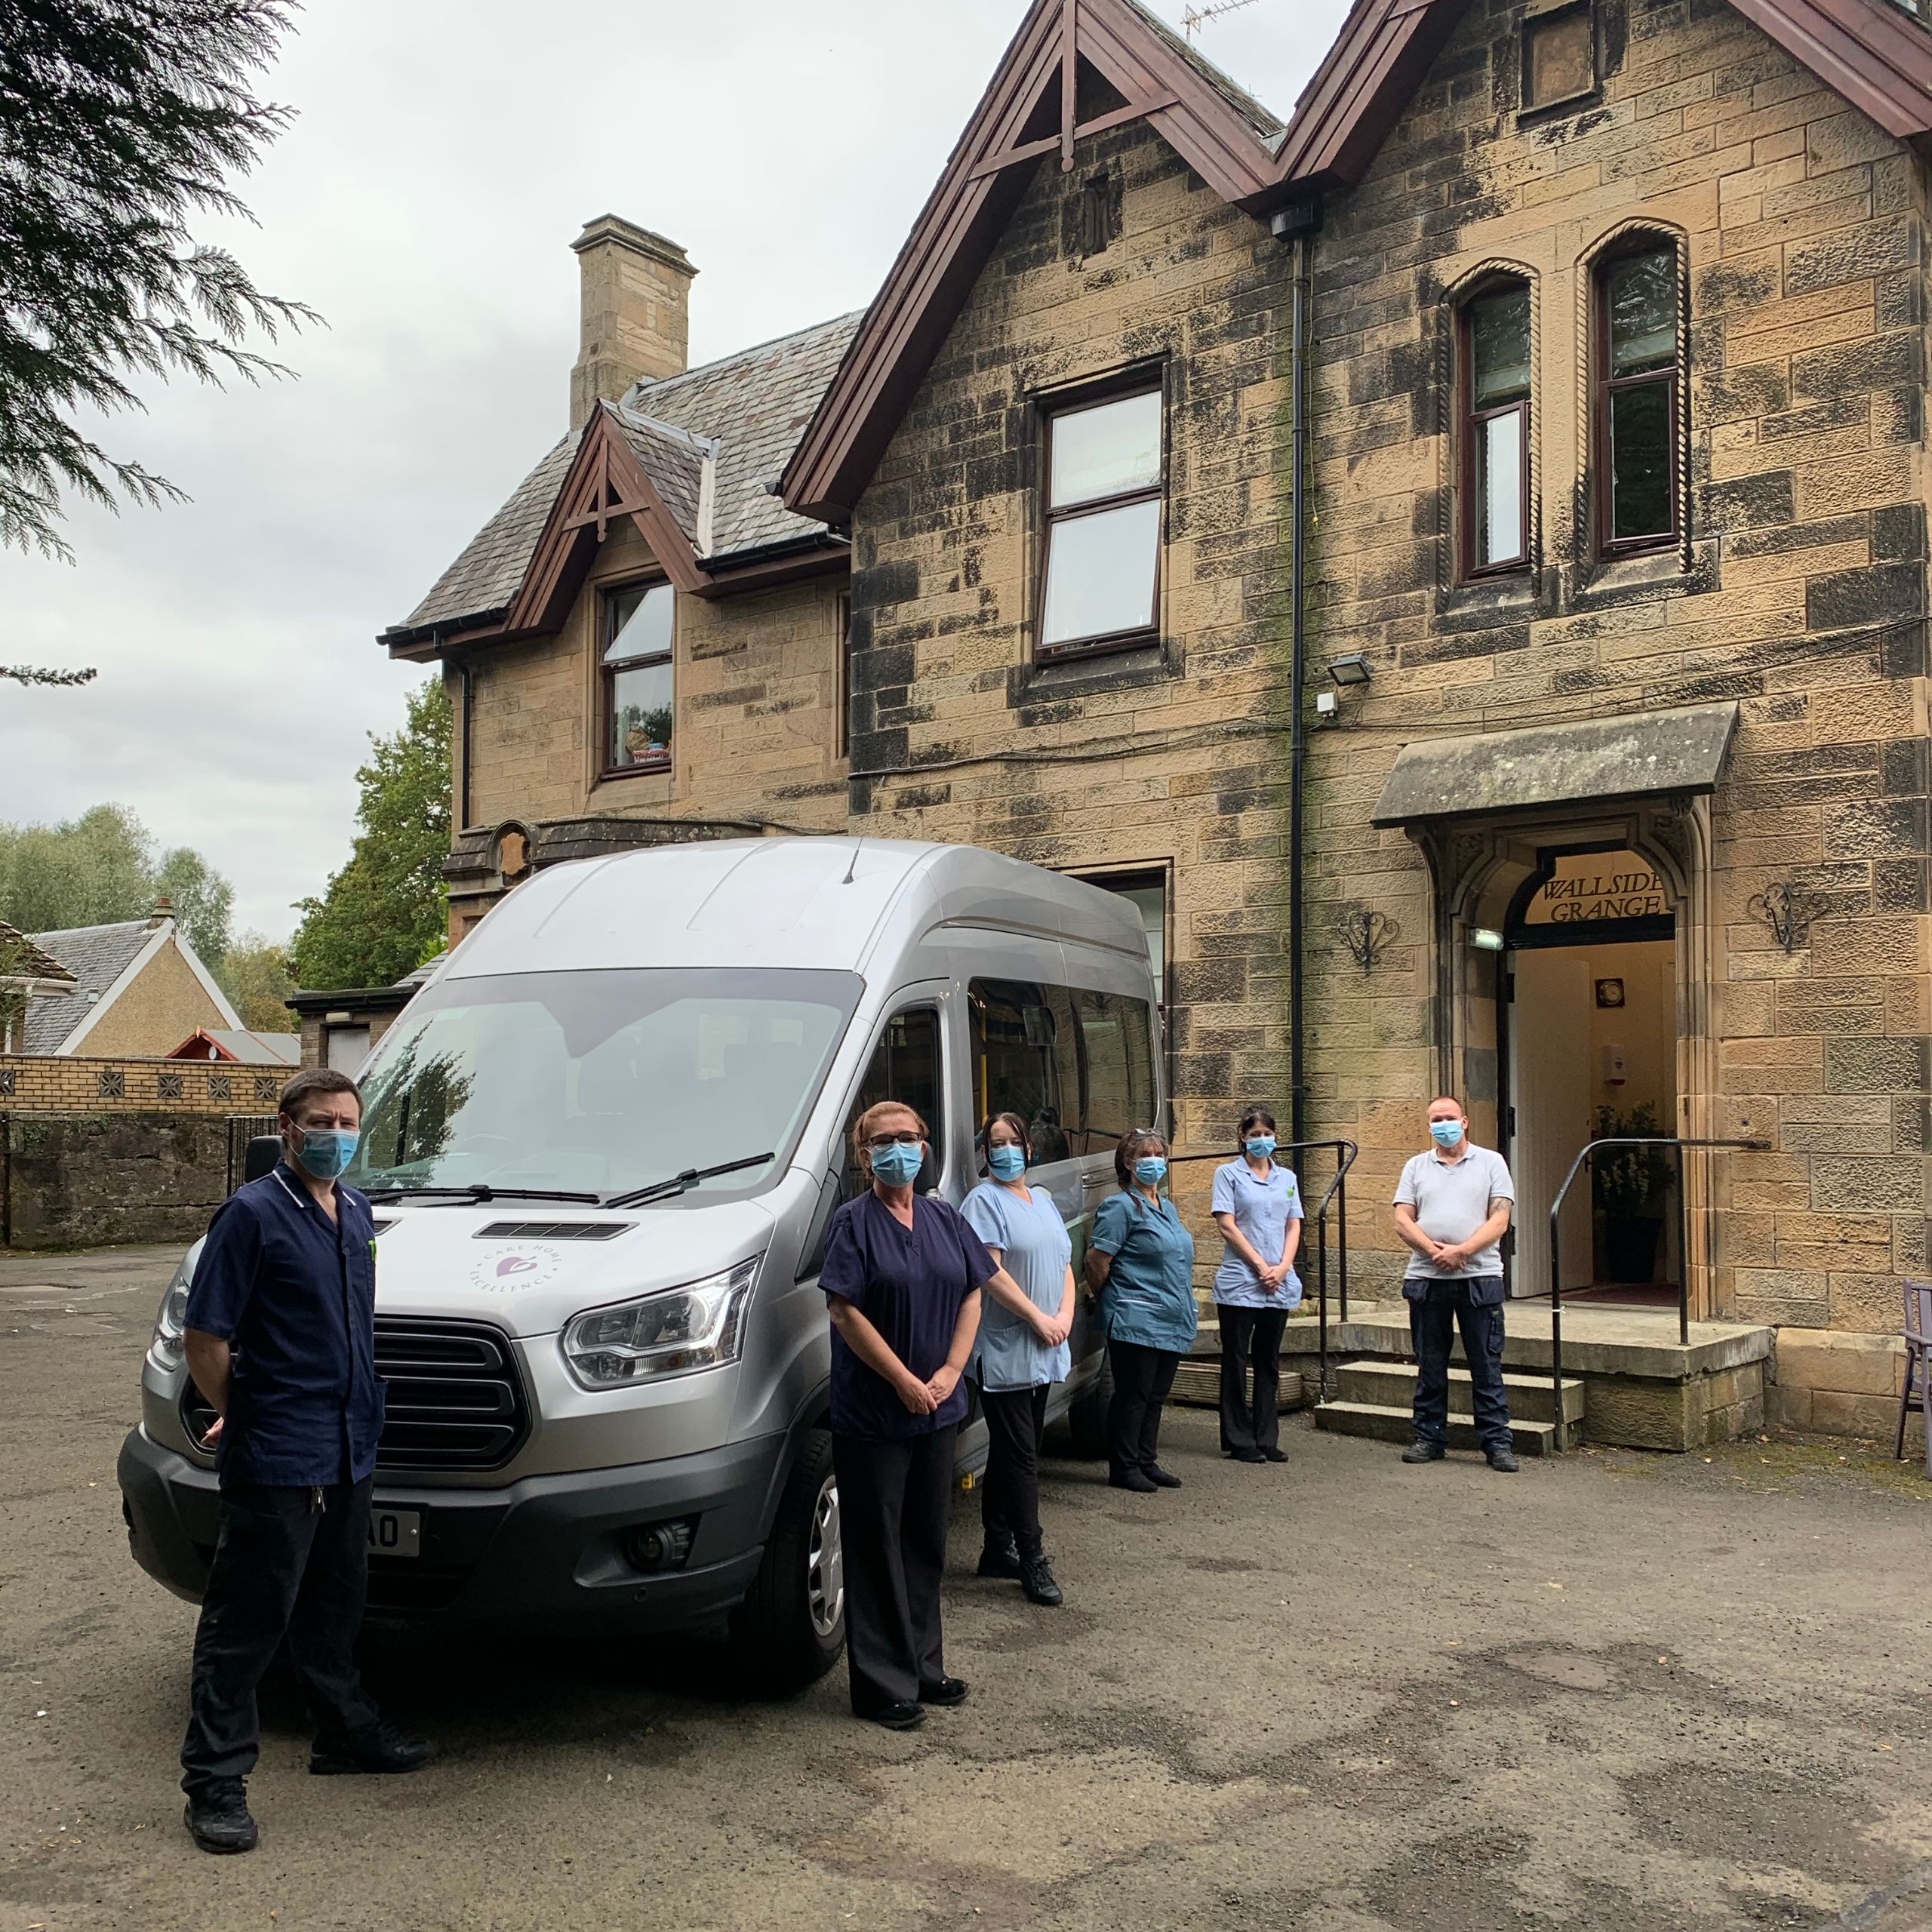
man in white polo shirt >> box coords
[1391,1096,1519,1472]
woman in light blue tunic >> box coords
[962,1111,1075,1607]
[1211,1105,1303,1465]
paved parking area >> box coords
[2,1244,1930,1932]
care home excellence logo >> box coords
[467,1244,566,1294]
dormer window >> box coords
[603,581,675,775]
[1460,281,1532,577]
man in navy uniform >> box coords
[178,1067,432,1854]
[1392,1095,1520,1473]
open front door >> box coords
[1508,948,1594,1299]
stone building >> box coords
[385,0,1932,1442]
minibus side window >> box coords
[971,977,1155,1156]
[842,1008,944,1198]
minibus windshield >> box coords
[343,968,862,1202]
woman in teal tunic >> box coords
[1084,1128,1196,1493]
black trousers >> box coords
[1408,1280,1512,1452]
[833,1424,957,1714]
[180,1477,383,1798]
[1106,1339,1180,1478]
[1217,1304,1289,1454]
[979,1383,1050,1555]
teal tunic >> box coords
[1090,1189,1197,1353]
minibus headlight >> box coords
[561,1256,762,1389]
[148,1257,194,1372]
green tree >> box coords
[217,928,295,1032]
[289,679,452,990]
[156,843,233,963]
[1,0,315,564]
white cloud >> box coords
[0,0,1348,943]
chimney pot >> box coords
[569,214,697,429]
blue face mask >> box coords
[870,1141,924,1187]
[987,1144,1026,1181]
[1244,1136,1276,1161]
[1429,1119,1464,1150]
[1134,1156,1168,1186]
[295,1125,359,1180]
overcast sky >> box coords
[0,0,1349,945]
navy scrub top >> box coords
[184,1164,385,1487]
[820,1189,995,1441]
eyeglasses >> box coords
[865,1131,923,1151]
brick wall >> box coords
[0,1056,286,1113]
[1302,0,1932,1326]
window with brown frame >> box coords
[602,581,675,775]
[1460,281,1532,577]
[1038,384,1163,658]
[1595,245,1680,555]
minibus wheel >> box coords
[731,1427,844,1693]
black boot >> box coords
[183,1778,257,1854]
[975,1534,1022,1579]
[309,1724,436,1777]
[1018,1551,1063,1607]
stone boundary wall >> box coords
[0,1055,286,1115]
[1768,1327,1924,1447]
[1,1112,230,1251]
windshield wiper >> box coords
[604,1152,775,1211]
[361,1184,605,1205]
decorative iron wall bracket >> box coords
[1746,879,1826,954]
[1337,905,1398,973]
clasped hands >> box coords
[895,1362,961,1415]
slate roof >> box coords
[1119,0,1285,143]
[22,918,155,1054]
[0,919,78,986]
[387,310,863,645]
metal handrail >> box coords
[1168,1138,1359,1398]
[1543,1135,1770,1442]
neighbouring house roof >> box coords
[23,915,241,1056]
[0,919,78,989]
[166,1028,303,1067]
[383,312,863,657]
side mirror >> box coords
[243,1135,282,1185]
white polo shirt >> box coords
[1392,1143,1515,1279]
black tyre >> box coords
[1064,1348,1113,1460]
[731,1427,844,1694]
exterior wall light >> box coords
[1469,928,1506,952]
[1327,652,1373,686]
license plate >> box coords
[368,1507,421,1560]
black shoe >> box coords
[976,1536,1022,1580]
[1147,1466,1183,1488]
[861,1700,925,1730]
[1261,1447,1288,1463]
[1232,1448,1266,1465]
[1487,1445,1521,1473]
[1019,1552,1063,1607]
[918,1676,969,1707]
[309,1724,436,1777]
[183,1780,257,1855]
[1401,1438,1446,1463]
[1109,1468,1158,1494]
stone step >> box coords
[1170,1360,1306,1411]
[1332,1358,1586,1426]
[1313,1399,1571,1457]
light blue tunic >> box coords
[1210,1158,1304,1311]
[1090,1189,1198,1354]
[961,1180,1073,1390]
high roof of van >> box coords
[440,837,1148,980]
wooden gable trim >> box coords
[504,406,709,638]
[780,0,1287,523]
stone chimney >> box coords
[568,215,697,428]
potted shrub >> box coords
[1592,1103,1674,1284]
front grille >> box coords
[473,1220,630,1241]
[179,1316,531,1474]
[374,1318,529,1471]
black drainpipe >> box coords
[1274,201,1320,1146]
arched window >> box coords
[1459,279,1531,577]
[1594,242,1681,553]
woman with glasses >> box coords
[1084,1128,1196,1494]
[962,1110,1075,1607]
[1210,1105,1303,1465]
[820,1100,997,1730]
